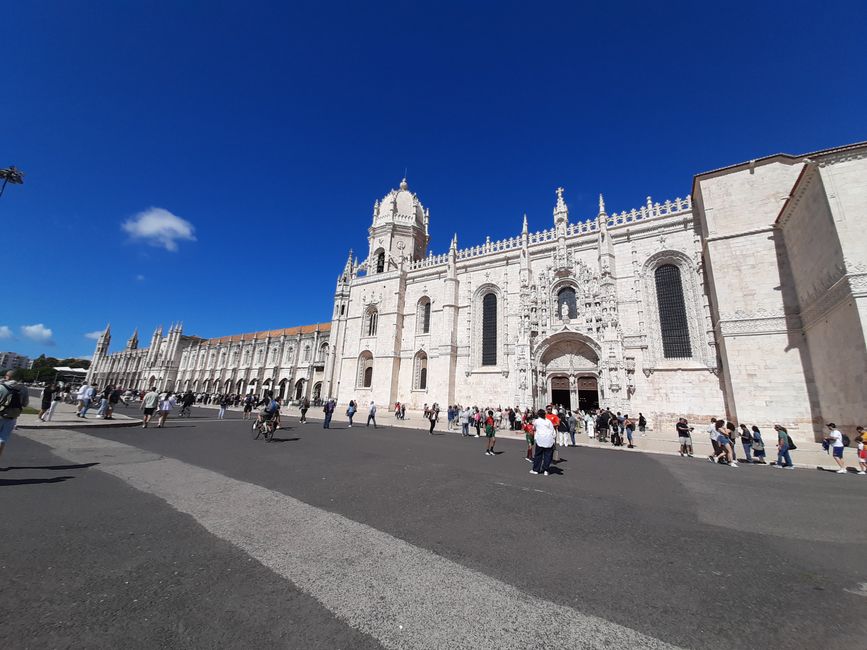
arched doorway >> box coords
[278,378,288,400]
[236,378,245,395]
[535,332,600,412]
[312,381,322,401]
[247,378,258,396]
[295,378,305,400]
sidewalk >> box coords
[16,400,142,429]
[271,404,861,472]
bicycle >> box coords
[252,416,276,442]
[179,405,192,418]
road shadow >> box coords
[269,437,301,443]
[0,476,75,486]
[0,463,99,471]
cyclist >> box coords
[255,391,279,433]
[180,390,195,417]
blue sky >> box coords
[3,0,865,359]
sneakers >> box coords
[837,469,847,474]
[543,471,549,476]
[525,457,532,462]
[688,453,694,458]
[857,471,866,475]
[784,466,795,470]
[730,462,738,468]
[529,470,538,475]
[707,456,715,463]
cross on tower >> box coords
[556,187,564,202]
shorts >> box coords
[678,435,692,445]
[833,446,844,459]
[0,417,15,443]
[525,434,535,446]
[143,407,155,416]
[485,429,496,438]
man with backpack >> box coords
[0,370,29,465]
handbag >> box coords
[552,446,560,462]
[751,440,765,452]
[787,435,797,450]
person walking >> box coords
[750,425,767,463]
[156,391,175,428]
[300,396,310,424]
[472,407,482,437]
[242,394,253,420]
[484,409,497,455]
[141,386,159,428]
[773,424,795,469]
[0,370,28,466]
[346,399,357,427]
[322,398,335,428]
[638,413,647,435]
[95,386,111,419]
[366,401,377,428]
[824,423,846,473]
[45,385,62,422]
[738,424,753,463]
[708,419,738,466]
[428,404,438,435]
[78,383,97,418]
[676,418,693,457]
[530,409,556,476]
[38,383,54,421]
[107,387,120,419]
[218,394,229,420]
[75,382,90,416]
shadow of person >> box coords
[0,476,75,486]
[0,463,98,471]
[269,437,301,443]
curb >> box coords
[17,418,143,430]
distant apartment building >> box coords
[0,351,32,370]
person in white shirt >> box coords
[460,407,471,437]
[825,423,847,473]
[367,401,377,428]
[156,390,176,428]
[530,409,556,476]
[584,411,595,439]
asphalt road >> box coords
[2,405,866,649]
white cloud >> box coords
[122,207,196,252]
[84,330,104,340]
[0,325,11,339]
[21,323,54,345]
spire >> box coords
[449,234,457,252]
[553,187,569,226]
[598,193,607,216]
[104,323,111,336]
[344,248,354,271]
[522,213,528,235]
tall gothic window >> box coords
[557,287,578,319]
[376,251,385,273]
[482,293,497,366]
[418,298,431,334]
[655,264,692,358]
[366,309,378,337]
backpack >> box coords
[0,382,23,419]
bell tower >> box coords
[366,178,429,274]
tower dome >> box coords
[367,177,430,268]
[373,178,427,230]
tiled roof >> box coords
[207,322,331,344]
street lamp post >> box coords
[0,166,24,198]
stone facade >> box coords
[88,141,867,441]
[87,323,331,403]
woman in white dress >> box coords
[584,410,595,439]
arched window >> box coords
[418,298,431,334]
[365,308,378,337]
[256,348,264,364]
[414,351,428,390]
[655,264,692,358]
[318,343,329,362]
[244,349,251,365]
[285,346,294,364]
[357,351,374,388]
[230,350,238,366]
[482,293,497,366]
[557,287,577,319]
[376,250,385,273]
[303,345,311,362]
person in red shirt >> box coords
[484,409,497,455]
[545,404,560,429]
